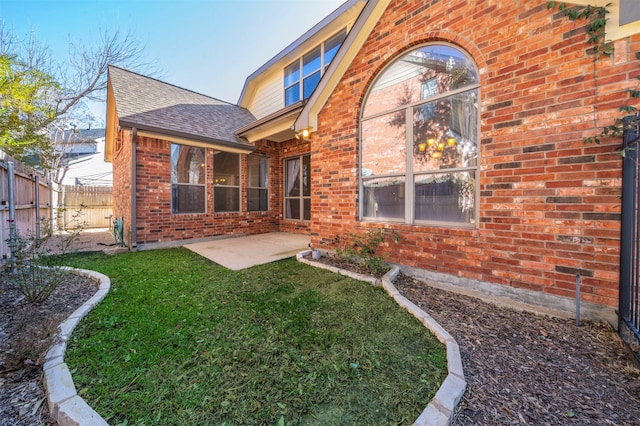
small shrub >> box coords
[51,206,87,254]
[335,228,400,276]
[6,305,63,368]
[5,208,86,303]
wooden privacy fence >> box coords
[59,185,112,229]
[0,153,52,262]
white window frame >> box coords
[284,29,347,107]
[284,154,311,221]
[359,43,480,227]
[247,154,269,212]
[213,151,241,213]
[170,143,206,214]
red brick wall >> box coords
[310,0,640,309]
[111,125,313,246]
[111,126,133,247]
[131,136,291,245]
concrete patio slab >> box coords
[184,232,310,270]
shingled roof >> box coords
[108,66,256,152]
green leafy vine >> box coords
[547,2,640,151]
[548,1,613,58]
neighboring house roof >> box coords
[296,0,392,134]
[108,66,256,153]
[50,128,106,144]
[51,128,105,158]
[61,137,112,186]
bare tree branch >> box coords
[0,21,159,181]
[55,28,155,116]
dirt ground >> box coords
[1,239,639,425]
[43,228,118,254]
[0,229,113,425]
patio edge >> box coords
[43,268,111,426]
[297,250,466,426]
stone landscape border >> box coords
[43,257,465,426]
[297,250,466,426]
[43,267,110,426]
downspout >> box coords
[131,127,137,248]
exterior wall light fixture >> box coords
[295,128,311,141]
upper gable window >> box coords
[360,44,480,226]
[621,0,640,25]
[284,29,347,107]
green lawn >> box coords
[63,248,446,425]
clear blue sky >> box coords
[1,0,346,125]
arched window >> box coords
[360,44,479,226]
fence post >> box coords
[7,160,16,225]
[576,274,581,327]
[7,162,15,222]
[7,161,16,263]
[34,174,40,241]
[61,185,66,230]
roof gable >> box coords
[108,66,256,151]
[237,0,365,111]
[295,0,393,133]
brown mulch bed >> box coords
[394,273,640,425]
[310,252,388,278]
[0,272,98,426]
[310,253,640,424]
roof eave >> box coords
[236,101,304,136]
[104,75,116,163]
[119,120,255,153]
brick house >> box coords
[106,0,640,325]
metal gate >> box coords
[620,115,640,352]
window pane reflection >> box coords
[415,172,475,223]
[363,44,478,118]
[359,44,478,226]
[412,90,478,172]
[361,112,406,177]
[362,177,405,220]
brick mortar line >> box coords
[298,250,466,426]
